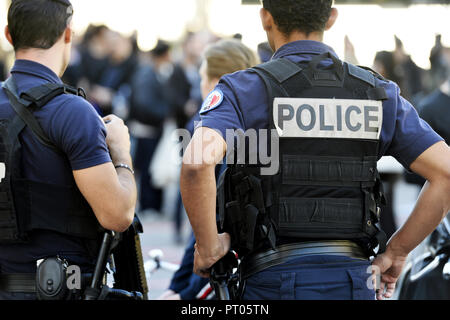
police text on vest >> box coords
[274,98,383,140]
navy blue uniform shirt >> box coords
[0,60,111,273]
[198,40,443,169]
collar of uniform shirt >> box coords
[10,59,63,85]
[272,40,338,60]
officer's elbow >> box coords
[98,210,134,233]
[97,202,135,233]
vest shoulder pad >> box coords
[252,58,303,83]
[21,83,81,108]
[347,63,388,86]
[347,63,377,87]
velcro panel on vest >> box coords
[278,197,365,239]
[282,155,377,187]
[13,179,100,240]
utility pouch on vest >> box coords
[218,168,276,255]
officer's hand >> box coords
[193,233,231,278]
[103,115,131,163]
[371,247,408,300]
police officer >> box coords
[0,0,136,300]
[180,0,450,300]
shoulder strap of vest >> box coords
[252,58,303,84]
[346,63,388,101]
[2,77,85,152]
[21,82,81,109]
[2,77,60,152]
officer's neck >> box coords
[272,30,324,52]
[14,45,66,78]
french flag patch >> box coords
[200,89,224,115]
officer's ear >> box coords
[325,8,339,31]
[64,26,73,44]
[4,26,13,47]
[260,8,274,32]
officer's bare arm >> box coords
[388,141,450,256]
[73,115,137,233]
[180,127,229,270]
[373,141,450,299]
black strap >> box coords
[308,52,345,81]
[2,78,60,152]
[252,58,303,84]
[21,83,78,109]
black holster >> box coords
[217,167,276,257]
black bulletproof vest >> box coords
[0,77,102,244]
[218,53,388,257]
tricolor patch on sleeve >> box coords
[200,89,224,115]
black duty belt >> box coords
[0,273,92,293]
[0,273,36,293]
[241,240,369,280]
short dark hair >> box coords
[8,0,73,51]
[262,0,333,36]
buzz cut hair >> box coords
[261,0,334,36]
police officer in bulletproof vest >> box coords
[180,0,450,300]
[0,0,137,300]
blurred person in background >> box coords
[419,47,450,146]
[403,42,450,190]
[257,41,274,63]
[166,31,216,242]
[77,25,114,89]
[128,40,172,216]
[166,31,214,130]
[429,35,447,91]
[61,24,114,115]
[159,38,260,300]
[373,36,424,105]
[89,31,139,116]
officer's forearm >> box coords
[180,162,221,258]
[387,179,450,257]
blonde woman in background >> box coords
[199,39,260,101]
[158,38,259,300]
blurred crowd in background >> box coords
[0,23,449,246]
